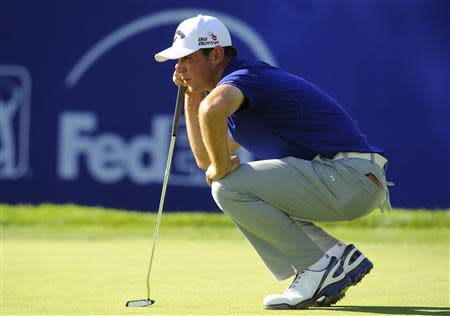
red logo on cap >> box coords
[208,31,217,41]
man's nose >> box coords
[175,63,186,73]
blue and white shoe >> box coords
[314,244,373,307]
[263,257,352,310]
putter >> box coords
[126,86,186,307]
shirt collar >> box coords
[220,56,242,80]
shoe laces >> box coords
[287,270,306,291]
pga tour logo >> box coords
[0,65,31,179]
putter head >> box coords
[125,298,155,307]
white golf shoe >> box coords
[314,244,374,307]
[263,256,351,310]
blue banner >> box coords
[1,0,449,210]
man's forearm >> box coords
[184,92,211,169]
[199,102,230,175]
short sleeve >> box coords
[218,69,268,109]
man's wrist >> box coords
[185,90,206,109]
[211,157,231,173]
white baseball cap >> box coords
[155,15,232,62]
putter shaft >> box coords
[145,86,185,302]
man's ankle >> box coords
[307,254,331,271]
[326,242,347,259]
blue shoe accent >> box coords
[313,244,373,307]
[319,275,352,298]
[347,257,373,284]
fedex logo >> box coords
[58,111,204,185]
[57,111,254,186]
[0,65,31,179]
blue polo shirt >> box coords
[217,57,383,160]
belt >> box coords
[332,152,387,169]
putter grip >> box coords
[171,86,186,136]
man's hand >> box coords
[205,155,240,186]
[173,60,207,96]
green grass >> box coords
[1,203,449,241]
[1,204,449,315]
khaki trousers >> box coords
[211,155,389,281]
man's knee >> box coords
[211,178,232,207]
[211,163,255,208]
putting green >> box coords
[1,205,449,315]
[2,238,449,315]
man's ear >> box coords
[212,46,225,64]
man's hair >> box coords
[200,46,238,58]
